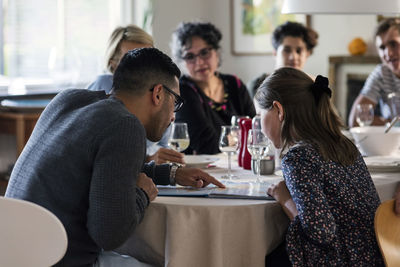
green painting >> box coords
[241,0,298,36]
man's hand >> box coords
[146,148,185,164]
[137,173,158,201]
[175,167,225,188]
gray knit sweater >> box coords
[5,89,171,266]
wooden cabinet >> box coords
[328,55,381,124]
[0,111,42,156]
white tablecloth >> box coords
[116,154,400,267]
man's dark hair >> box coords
[272,21,318,54]
[113,47,181,94]
[375,18,400,37]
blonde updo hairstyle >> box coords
[105,25,154,73]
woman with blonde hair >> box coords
[256,67,384,266]
[88,24,154,92]
[88,25,183,164]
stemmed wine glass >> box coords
[168,122,190,152]
[219,125,240,180]
[356,104,374,127]
[247,129,271,183]
[231,115,249,127]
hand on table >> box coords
[267,180,291,204]
[137,173,158,201]
[268,181,298,221]
[146,148,185,164]
[175,167,225,188]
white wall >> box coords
[0,2,383,172]
[152,0,380,84]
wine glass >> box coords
[356,104,374,127]
[247,129,271,183]
[389,92,400,117]
[252,114,261,130]
[219,125,240,180]
[388,93,400,128]
[231,115,249,127]
[168,122,190,152]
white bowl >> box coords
[350,126,400,156]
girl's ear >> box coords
[273,101,284,122]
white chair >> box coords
[0,197,68,266]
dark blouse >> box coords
[247,73,268,99]
[282,143,384,267]
[176,73,256,154]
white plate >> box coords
[184,155,219,168]
[364,156,400,172]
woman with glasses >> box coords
[88,25,184,165]
[171,21,256,154]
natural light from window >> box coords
[0,0,142,95]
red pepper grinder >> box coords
[239,118,252,170]
[238,117,248,166]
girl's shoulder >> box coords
[283,143,321,164]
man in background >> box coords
[349,18,400,127]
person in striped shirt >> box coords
[349,18,400,127]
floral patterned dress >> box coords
[282,143,384,267]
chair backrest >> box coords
[0,197,68,266]
[375,199,400,267]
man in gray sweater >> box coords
[5,48,224,266]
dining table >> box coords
[116,153,400,267]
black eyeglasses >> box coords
[150,84,184,112]
[181,47,213,63]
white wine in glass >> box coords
[219,125,240,180]
[168,123,190,152]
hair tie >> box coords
[310,75,332,102]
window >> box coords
[0,0,152,94]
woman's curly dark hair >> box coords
[171,21,222,61]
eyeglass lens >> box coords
[182,48,212,62]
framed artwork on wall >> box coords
[230,0,311,55]
[377,15,400,22]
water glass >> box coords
[356,104,374,127]
[388,92,400,118]
[168,123,190,152]
[247,129,270,183]
[219,125,240,180]
[252,114,261,130]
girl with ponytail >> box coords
[256,67,384,267]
